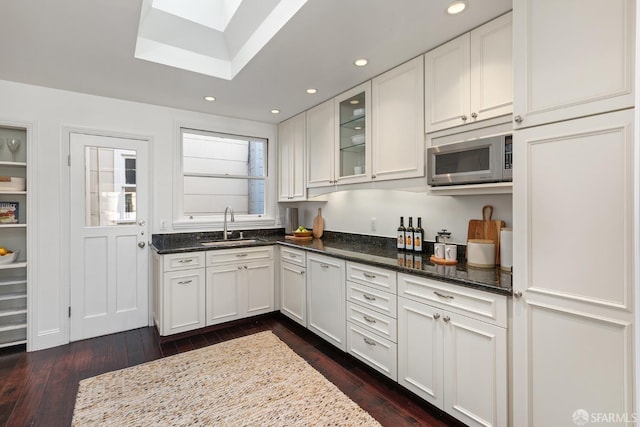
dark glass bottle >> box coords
[406,217,414,251]
[414,217,424,252]
[397,217,406,250]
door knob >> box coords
[138,241,146,248]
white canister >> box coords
[467,239,496,268]
[500,228,513,271]
[434,243,445,259]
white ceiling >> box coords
[0,0,512,124]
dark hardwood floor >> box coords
[0,314,465,427]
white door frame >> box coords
[60,126,154,344]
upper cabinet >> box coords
[335,82,372,185]
[278,112,306,201]
[513,1,635,128]
[425,12,513,133]
[307,99,335,188]
[372,56,425,181]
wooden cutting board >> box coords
[312,208,324,239]
[467,205,505,264]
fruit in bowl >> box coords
[293,226,312,237]
[0,248,18,265]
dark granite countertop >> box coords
[151,230,512,296]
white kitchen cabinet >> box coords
[334,82,371,185]
[0,124,28,350]
[371,56,424,181]
[153,251,206,336]
[512,110,636,426]
[278,112,306,201]
[306,99,335,188]
[398,273,508,427]
[205,246,274,326]
[307,253,346,350]
[425,12,512,133]
[513,0,634,129]
[279,247,307,326]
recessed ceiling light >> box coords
[204,96,216,101]
[306,88,317,94]
[446,1,467,15]
[354,59,368,67]
[271,109,280,114]
[350,100,360,105]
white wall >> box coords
[0,79,277,350]
[290,189,512,245]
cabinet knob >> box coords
[443,315,451,323]
[471,112,477,119]
[433,313,441,320]
[514,115,523,123]
[513,290,523,298]
[138,241,146,248]
[372,175,376,179]
[461,115,467,121]
[299,270,305,275]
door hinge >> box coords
[68,306,71,317]
[67,154,71,166]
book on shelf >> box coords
[0,202,18,224]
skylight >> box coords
[135,0,308,80]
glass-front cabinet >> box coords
[335,82,371,185]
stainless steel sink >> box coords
[200,239,263,247]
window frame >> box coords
[173,121,277,230]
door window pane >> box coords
[85,147,137,226]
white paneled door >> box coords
[69,132,149,341]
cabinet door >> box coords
[244,260,274,316]
[512,110,635,426]
[397,297,443,408]
[278,112,306,201]
[442,313,507,427]
[470,12,512,123]
[307,254,346,350]
[334,82,371,185]
[306,99,335,187]
[280,261,306,326]
[372,56,425,181]
[424,34,470,132]
[205,264,241,326]
[513,0,635,128]
[162,268,205,335]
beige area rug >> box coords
[72,331,382,426]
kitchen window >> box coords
[176,127,271,226]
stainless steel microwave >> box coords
[427,134,513,186]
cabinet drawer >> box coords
[398,273,507,327]
[347,302,397,342]
[347,282,397,318]
[347,323,397,381]
[207,246,273,266]
[280,247,306,267]
[163,252,206,272]
[346,262,397,294]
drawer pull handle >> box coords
[178,259,193,263]
[177,280,192,285]
[363,315,377,324]
[363,337,377,346]
[434,291,454,300]
[363,273,376,279]
[236,253,248,258]
[320,264,330,269]
[363,294,376,301]
[289,254,298,258]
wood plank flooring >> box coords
[0,314,465,427]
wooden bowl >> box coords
[293,230,312,238]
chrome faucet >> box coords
[223,206,235,240]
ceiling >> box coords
[0,0,512,124]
